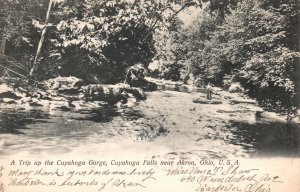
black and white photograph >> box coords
[0,0,299,191]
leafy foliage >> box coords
[0,0,49,76]
[159,0,299,112]
[1,0,299,113]
[49,0,163,83]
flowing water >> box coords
[228,121,300,157]
[0,88,299,158]
[0,106,145,156]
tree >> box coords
[0,0,50,77]
[171,0,299,112]
[47,0,174,83]
[29,0,55,77]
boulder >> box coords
[28,98,50,107]
[2,98,16,104]
[193,98,222,104]
[19,97,32,104]
[0,84,20,99]
[125,64,157,91]
[49,100,70,109]
[228,82,244,93]
[44,76,83,94]
[107,83,130,94]
[229,98,256,105]
[29,101,44,107]
[255,111,265,118]
[82,84,105,101]
[81,84,124,104]
[81,84,146,105]
[124,87,147,100]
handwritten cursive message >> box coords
[0,158,296,192]
[166,160,283,192]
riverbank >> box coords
[0,78,299,159]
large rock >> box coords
[228,82,244,93]
[193,98,222,104]
[106,83,130,94]
[81,83,146,105]
[126,64,157,91]
[229,98,256,105]
[44,76,83,94]
[2,98,16,104]
[0,84,20,99]
[124,87,147,100]
[82,84,116,103]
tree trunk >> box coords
[0,37,6,55]
[0,15,10,55]
[29,0,53,77]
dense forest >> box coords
[0,0,299,114]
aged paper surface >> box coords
[0,155,300,191]
[0,0,300,191]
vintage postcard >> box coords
[0,0,299,191]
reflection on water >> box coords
[72,107,145,122]
[0,106,146,156]
[157,84,205,93]
[74,107,120,122]
[0,109,49,134]
[122,109,145,120]
[228,121,300,157]
[0,104,299,157]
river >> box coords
[0,88,299,159]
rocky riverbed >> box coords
[138,90,300,158]
[0,77,299,159]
